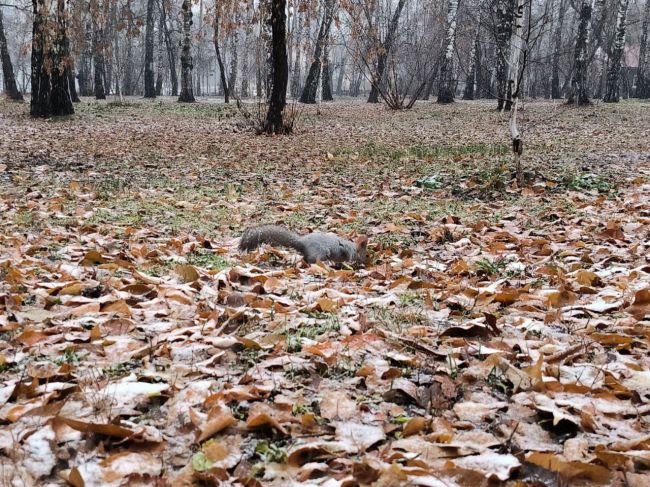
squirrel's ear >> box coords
[355,235,368,249]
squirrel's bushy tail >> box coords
[239,225,304,253]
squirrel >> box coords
[239,225,368,265]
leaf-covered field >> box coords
[1,97,649,486]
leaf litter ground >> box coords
[0,97,649,486]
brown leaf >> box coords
[196,404,237,442]
[175,264,200,283]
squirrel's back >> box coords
[239,225,367,265]
[239,225,304,253]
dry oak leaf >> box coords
[626,288,650,320]
[246,403,288,435]
[450,452,521,481]
[526,452,610,484]
[193,403,237,442]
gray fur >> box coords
[239,225,366,264]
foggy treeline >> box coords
[1,0,649,121]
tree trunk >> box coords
[604,0,630,103]
[0,8,23,100]
[92,17,106,100]
[290,9,302,98]
[300,0,334,104]
[155,10,164,96]
[78,23,92,96]
[567,0,592,105]
[214,12,229,103]
[367,0,406,103]
[241,13,251,97]
[265,0,288,134]
[104,1,115,95]
[321,37,333,101]
[144,0,156,97]
[504,0,525,111]
[123,36,134,95]
[64,34,79,102]
[495,0,514,110]
[160,0,177,96]
[463,20,481,100]
[178,0,195,102]
[437,0,459,103]
[229,29,238,96]
[637,0,650,98]
[336,55,345,95]
[30,0,75,117]
[550,0,566,99]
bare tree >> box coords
[603,0,629,103]
[637,0,650,98]
[300,0,336,104]
[437,0,459,103]
[214,5,229,102]
[0,8,23,100]
[144,0,156,97]
[265,0,288,134]
[178,0,195,102]
[567,0,592,105]
[366,0,407,103]
[31,0,75,117]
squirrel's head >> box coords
[354,235,368,265]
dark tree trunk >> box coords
[290,10,301,98]
[122,36,134,95]
[241,15,251,97]
[567,0,592,105]
[178,0,195,102]
[463,22,481,100]
[604,0,630,103]
[78,24,92,96]
[437,0,459,103]
[30,0,74,117]
[160,0,177,96]
[550,0,566,99]
[155,10,164,96]
[144,0,156,98]
[214,12,229,103]
[105,1,115,95]
[0,8,23,100]
[229,28,238,96]
[637,0,650,98]
[367,0,406,103]
[92,19,106,99]
[495,0,514,110]
[299,0,334,103]
[65,35,80,102]
[262,0,273,100]
[265,0,288,134]
[351,68,363,96]
[321,41,333,101]
[336,55,345,95]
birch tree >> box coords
[637,0,650,98]
[603,0,629,102]
[567,0,592,105]
[504,0,525,111]
[178,0,195,102]
[550,0,566,99]
[143,0,156,97]
[0,8,23,100]
[494,0,514,110]
[437,0,459,103]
